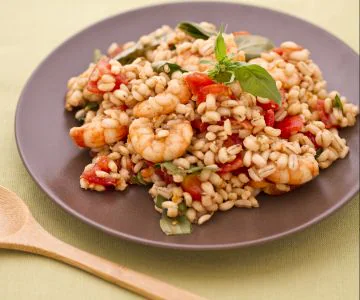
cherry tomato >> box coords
[303,132,320,149]
[191,118,208,133]
[86,58,128,95]
[264,109,275,127]
[275,115,304,139]
[181,174,202,201]
[223,134,243,148]
[219,155,244,173]
[197,83,232,103]
[317,99,333,128]
[184,72,214,96]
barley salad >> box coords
[65,22,359,235]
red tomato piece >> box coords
[191,118,209,133]
[82,172,117,187]
[181,174,202,201]
[223,134,243,148]
[81,156,117,187]
[109,45,123,58]
[155,168,174,185]
[86,58,128,95]
[184,72,214,96]
[264,109,275,127]
[96,156,111,172]
[197,84,232,103]
[275,115,304,139]
[303,132,320,149]
[257,100,279,111]
[219,155,244,173]
[317,99,333,128]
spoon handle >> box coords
[8,221,203,300]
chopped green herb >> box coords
[84,102,99,111]
[159,162,218,177]
[130,172,148,185]
[208,30,281,105]
[234,35,275,61]
[177,22,216,40]
[160,213,192,236]
[315,148,324,159]
[152,61,187,76]
[334,94,344,112]
[93,48,103,63]
[114,33,167,65]
[155,195,168,209]
[178,202,187,214]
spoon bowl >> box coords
[0,185,203,300]
[0,187,28,237]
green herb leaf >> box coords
[234,35,275,61]
[177,22,215,40]
[215,26,227,61]
[234,64,281,104]
[159,162,218,177]
[93,49,103,63]
[152,61,187,76]
[130,172,148,185]
[85,102,99,111]
[315,148,324,160]
[155,195,168,209]
[199,59,214,65]
[114,36,164,65]
[160,213,192,236]
[334,94,344,112]
[178,202,187,214]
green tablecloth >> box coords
[0,0,358,299]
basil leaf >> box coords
[160,213,192,236]
[155,195,168,209]
[152,61,187,76]
[215,27,227,61]
[315,148,324,159]
[177,22,215,40]
[93,49,103,63]
[334,94,344,112]
[234,35,275,61]
[234,64,281,104]
[85,102,99,111]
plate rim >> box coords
[15,1,359,250]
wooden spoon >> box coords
[0,186,204,300]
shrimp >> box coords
[266,155,319,185]
[129,118,193,163]
[70,118,128,148]
[133,79,191,118]
[133,93,178,118]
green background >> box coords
[0,0,358,299]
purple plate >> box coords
[15,2,359,250]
